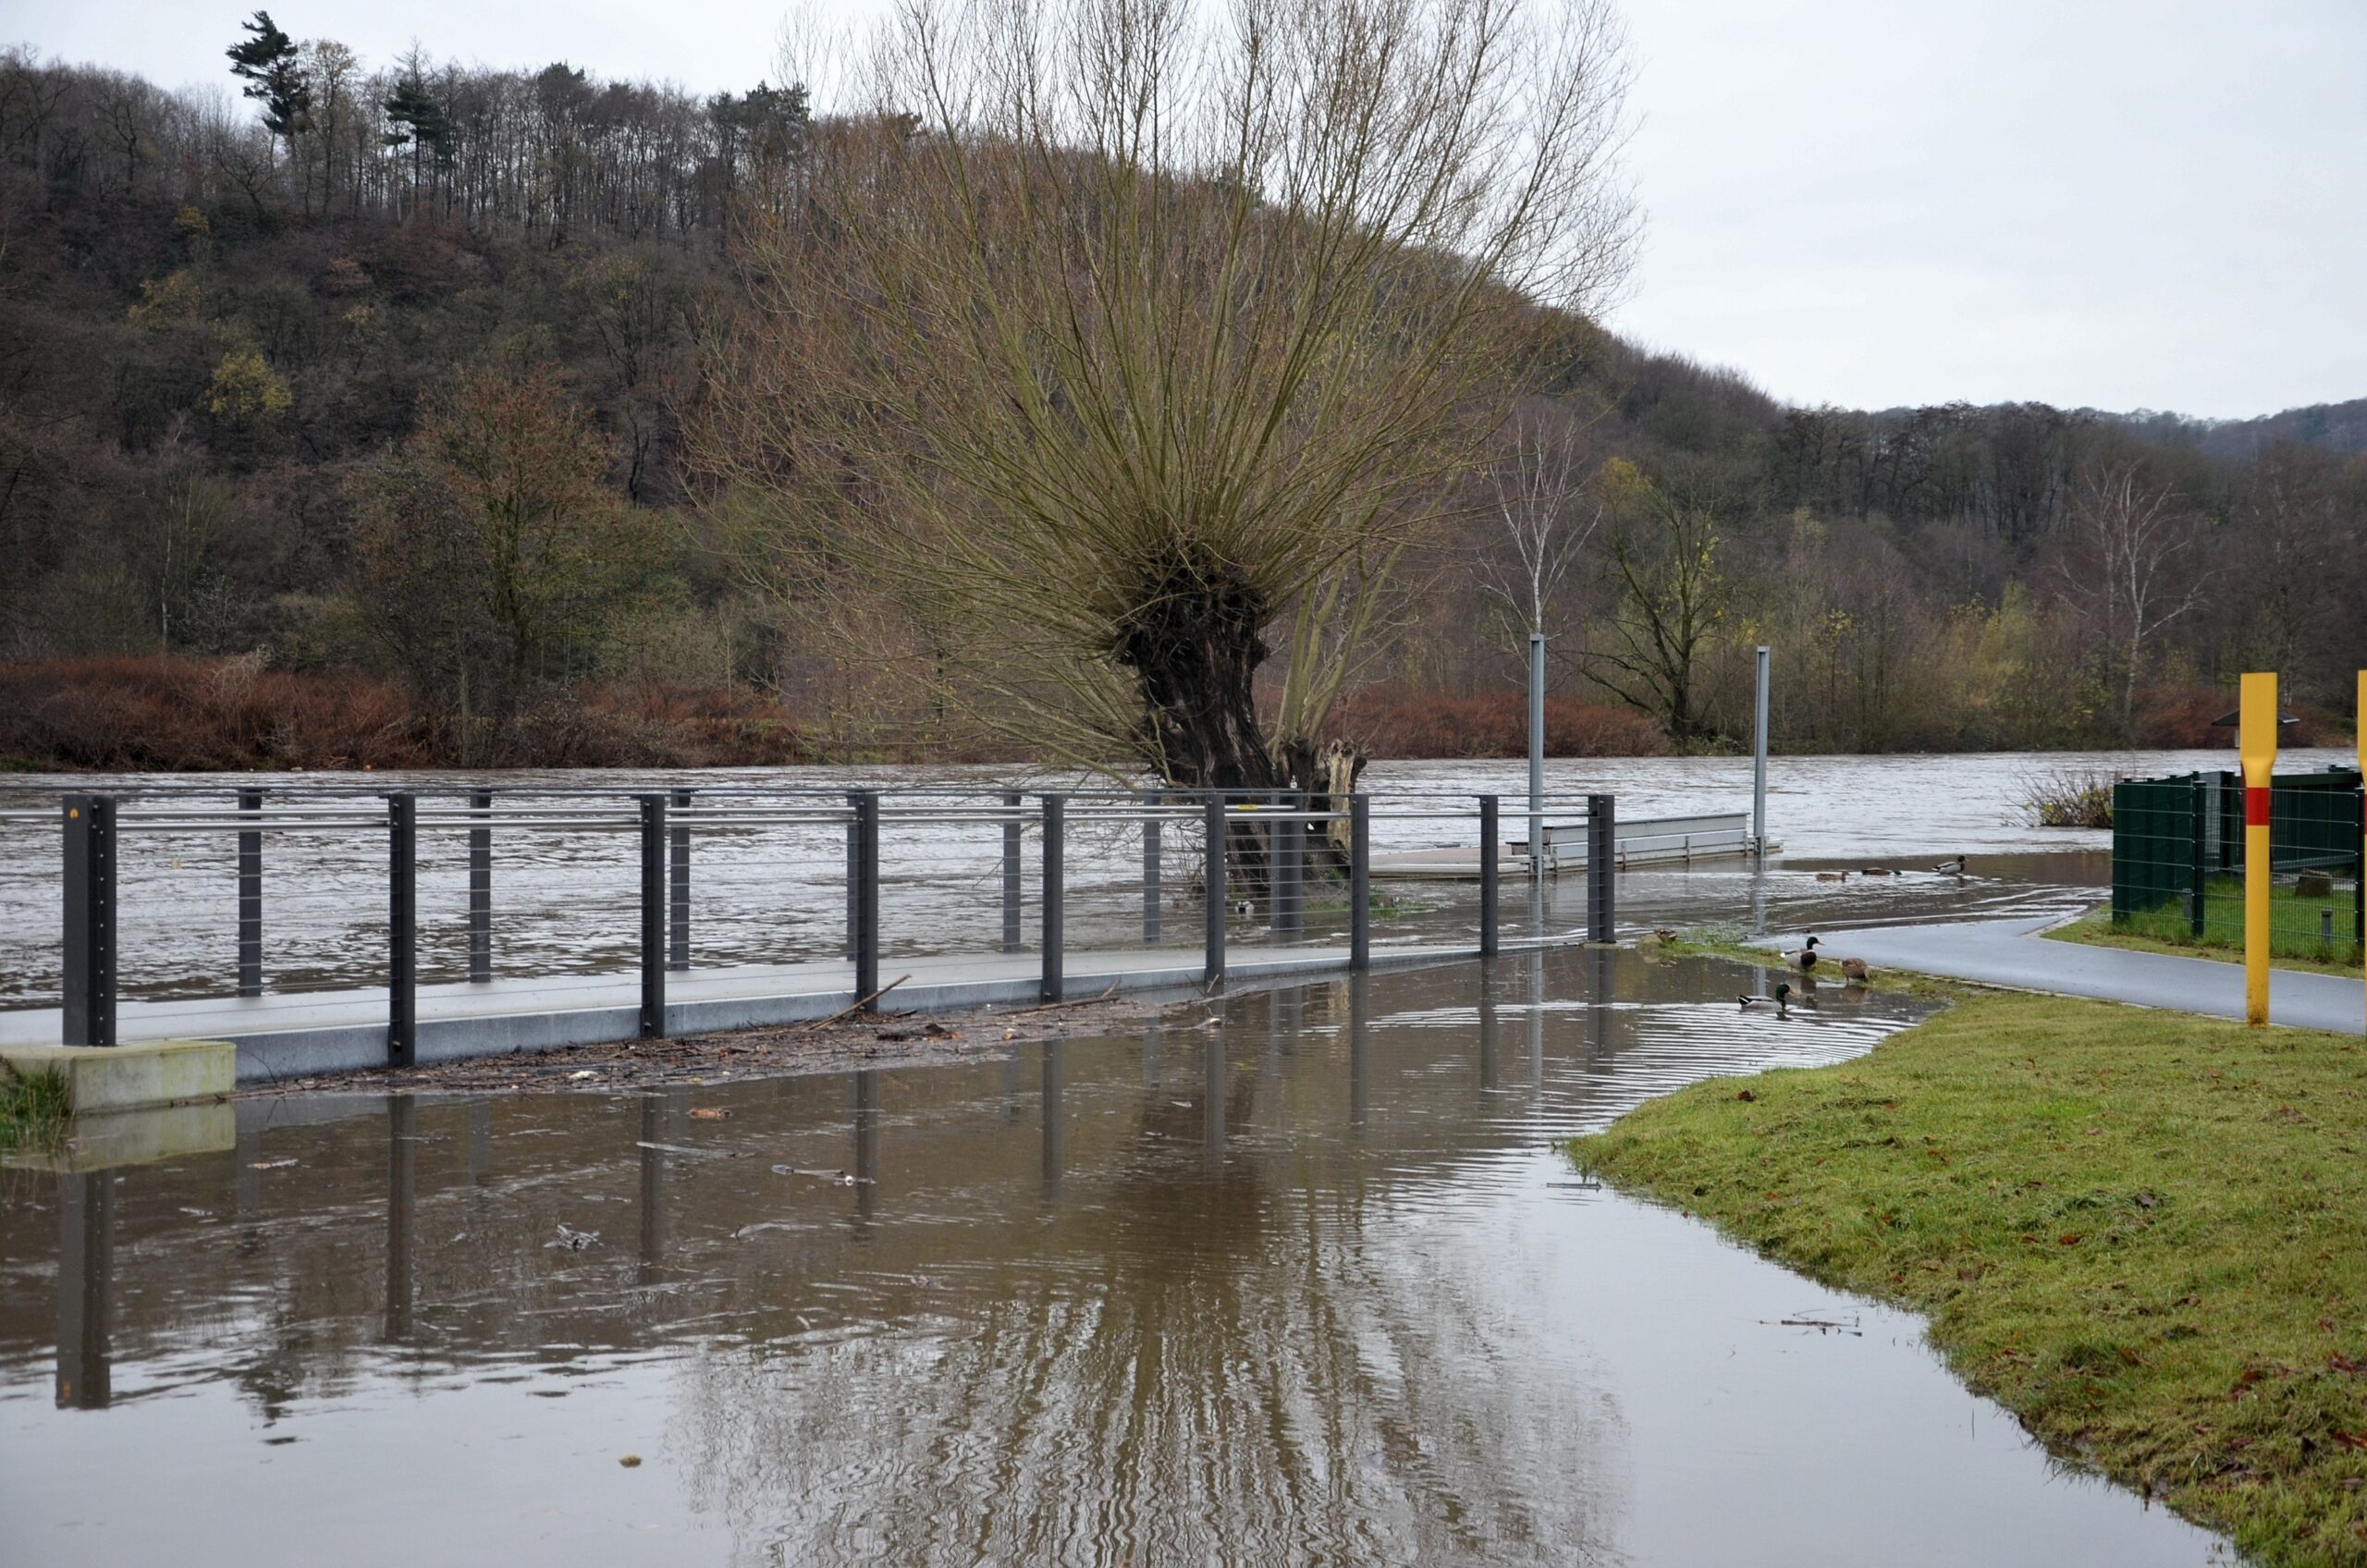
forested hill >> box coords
[2,39,2361,767]
[2110,399,2367,462]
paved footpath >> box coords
[1766,916,2365,1035]
[0,936,1561,1084]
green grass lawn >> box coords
[1569,994,2367,1567]
[2052,910,2366,979]
[2087,878,2364,972]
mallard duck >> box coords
[1860,866,1896,876]
[1778,935,1823,973]
[1737,983,1792,1011]
[1933,855,1967,876]
[1814,870,1849,882]
[1840,956,1871,983]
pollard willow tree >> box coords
[700,0,1637,790]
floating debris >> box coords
[772,1164,870,1185]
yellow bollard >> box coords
[2239,672,2277,1026]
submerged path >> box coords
[1772,915,2365,1035]
[0,936,1578,1084]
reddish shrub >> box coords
[0,655,435,771]
[1331,686,1669,759]
[2130,684,2334,750]
[0,657,813,772]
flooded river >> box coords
[3,747,2345,1007]
[2,947,2228,1564]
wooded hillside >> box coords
[2,31,2359,768]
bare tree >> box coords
[1581,459,1726,747]
[1479,411,1602,643]
[699,0,1637,791]
[2054,460,2201,734]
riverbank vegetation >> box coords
[1,25,2362,772]
[0,1062,69,1152]
[1570,994,2367,1566]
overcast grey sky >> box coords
[20,1,2363,418]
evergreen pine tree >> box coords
[225,11,312,149]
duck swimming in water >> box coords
[1737,983,1793,1011]
[1933,855,1968,876]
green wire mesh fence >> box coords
[2112,767,2364,967]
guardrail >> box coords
[1539,810,1753,868]
[26,785,1621,1057]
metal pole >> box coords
[2238,672,2275,1026]
[668,788,692,972]
[1752,643,1771,858]
[1350,793,1371,971]
[1141,788,1161,945]
[1587,792,1616,944]
[852,790,880,1010]
[1287,800,1306,933]
[467,788,492,984]
[638,794,666,1039]
[237,789,262,997]
[1002,789,1023,953]
[387,792,416,1067]
[1203,794,1227,988]
[2189,776,2207,938]
[1040,794,1065,1003]
[1479,794,1500,957]
[61,795,117,1047]
[1527,631,1545,876]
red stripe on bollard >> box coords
[2246,787,2271,827]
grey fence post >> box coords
[1479,794,1500,957]
[668,788,692,972]
[2189,777,2207,937]
[1276,792,1303,936]
[1350,793,1371,971]
[638,794,667,1038]
[61,795,117,1047]
[467,788,492,984]
[845,802,859,962]
[1142,788,1161,945]
[1041,794,1065,1002]
[237,789,263,998]
[851,790,880,1010]
[1002,790,1024,953]
[387,792,416,1067]
[1203,794,1227,987]
[1587,792,1615,944]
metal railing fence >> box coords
[21,785,1621,1056]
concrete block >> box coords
[6,1099,236,1172]
[2,1039,236,1113]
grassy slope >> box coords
[1570,994,2367,1567]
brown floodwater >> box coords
[0,949,2231,1565]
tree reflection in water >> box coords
[670,981,1625,1564]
